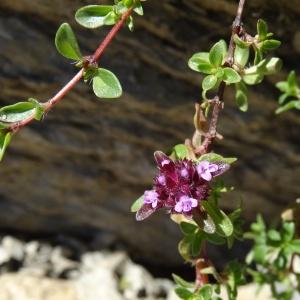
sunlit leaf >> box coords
[92,68,123,99]
[55,23,82,60]
[75,5,114,28]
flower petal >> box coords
[174,201,183,213]
[208,163,218,172]
[191,198,198,208]
[201,170,212,181]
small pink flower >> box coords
[143,190,159,208]
[136,152,230,221]
[196,161,219,181]
[175,196,198,213]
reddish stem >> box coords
[195,0,246,155]
[10,8,133,132]
[195,258,209,288]
[194,0,247,287]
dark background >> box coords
[0,0,299,268]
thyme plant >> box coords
[130,0,300,299]
[0,0,299,299]
[0,0,145,160]
[276,71,300,114]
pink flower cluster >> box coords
[136,151,230,221]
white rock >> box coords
[1,236,24,261]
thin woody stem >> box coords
[195,0,246,155]
[194,0,247,287]
[9,8,133,132]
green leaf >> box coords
[267,229,281,242]
[276,81,289,93]
[287,71,298,91]
[75,5,114,28]
[202,200,233,237]
[253,244,267,264]
[263,57,282,75]
[243,73,264,85]
[204,231,226,245]
[197,63,215,74]
[131,195,144,212]
[233,34,250,49]
[215,67,224,79]
[123,0,133,7]
[244,58,277,76]
[202,75,218,91]
[254,48,263,65]
[175,287,193,300]
[276,100,300,114]
[197,285,213,300]
[126,16,134,31]
[235,82,248,112]
[55,23,82,60]
[191,232,203,256]
[114,2,127,15]
[278,93,289,105]
[0,131,11,161]
[257,19,268,41]
[251,214,266,233]
[261,40,281,52]
[178,237,191,261]
[209,40,227,67]
[289,240,300,253]
[282,222,295,242]
[133,1,144,15]
[0,102,38,123]
[188,52,211,73]
[223,68,241,84]
[234,46,249,68]
[103,11,119,26]
[172,274,195,289]
[28,98,45,121]
[180,222,198,235]
[92,68,123,99]
[198,153,237,164]
[171,144,189,160]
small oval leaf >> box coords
[131,195,144,213]
[257,19,268,41]
[202,75,218,91]
[234,46,249,68]
[92,68,123,99]
[223,68,241,84]
[55,23,82,60]
[0,102,37,123]
[209,40,227,67]
[75,5,114,29]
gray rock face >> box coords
[0,0,299,265]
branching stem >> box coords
[194,0,247,287]
[9,8,133,132]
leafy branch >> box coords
[276,71,300,114]
[187,0,282,156]
[0,0,146,161]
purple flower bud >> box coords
[180,167,189,178]
[196,161,219,181]
[174,195,198,213]
[157,175,166,185]
[144,190,159,208]
[154,151,171,168]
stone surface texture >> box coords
[0,0,299,265]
